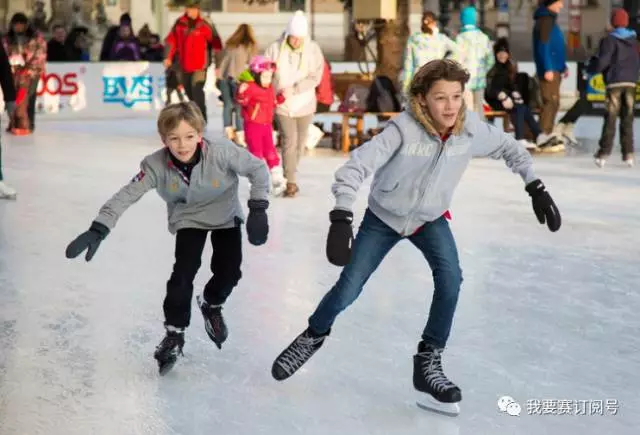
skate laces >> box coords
[419,347,456,392]
[158,332,184,355]
[277,332,324,375]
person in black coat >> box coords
[588,9,640,167]
[0,42,17,199]
[100,13,132,61]
[47,24,69,62]
[485,38,560,152]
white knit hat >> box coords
[287,10,308,37]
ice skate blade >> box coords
[157,357,177,376]
[416,393,460,417]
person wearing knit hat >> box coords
[532,0,567,150]
[587,8,639,167]
[264,11,325,197]
[455,6,494,119]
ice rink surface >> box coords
[0,114,639,435]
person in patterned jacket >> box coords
[455,6,494,118]
[2,13,46,136]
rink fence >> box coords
[0,61,581,121]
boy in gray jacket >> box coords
[65,102,271,375]
[271,60,561,415]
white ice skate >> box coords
[518,139,538,151]
[270,166,287,197]
[594,157,606,168]
[413,342,461,417]
[0,181,17,200]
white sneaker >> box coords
[270,166,287,196]
[0,181,17,199]
[235,130,247,148]
[518,139,538,151]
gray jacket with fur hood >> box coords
[332,99,537,236]
[94,137,270,234]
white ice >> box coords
[0,112,639,435]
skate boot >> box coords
[413,341,462,416]
[235,130,247,148]
[537,134,565,153]
[283,182,299,198]
[197,294,228,349]
[0,181,17,200]
[270,166,287,197]
[271,327,330,381]
[623,153,634,167]
[560,123,578,146]
[153,326,185,375]
[594,154,607,168]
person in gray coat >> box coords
[271,60,561,416]
[65,102,270,375]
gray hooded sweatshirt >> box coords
[94,137,270,234]
[332,100,537,236]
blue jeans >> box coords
[308,209,463,348]
[219,78,243,131]
[510,104,541,141]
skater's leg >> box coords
[203,225,243,305]
[198,224,242,348]
[523,105,542,139]
[277,115,299,183]
[408,216,462,349]
[164,228,208,328]
[558,97,590,125]
[308,209,402,334]
[595,88,621,160]
[219,78,234,129]
[509,106,526,140]
[263,124,281,170]
[272,209,402,381]
[295,114,314,165]
[619,86,635,162]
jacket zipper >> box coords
[400,138,447,235]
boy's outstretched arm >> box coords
[222,138,270,246]
[469,112,561,232]
[66,159,158,261]
[327,124,402,266]
[332,123,403,213]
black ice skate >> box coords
[271,327,329,381]
[154,327,185,375]
[413,341,462,416]
[197,294,228,349]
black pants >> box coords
[559,97,590,125]
[596,86,635,159]
[183,69,208,123]
[510,104,541,140]
[164,226,242,328]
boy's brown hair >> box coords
[157,102,205,138]
[408,59,471,136]
[408,59,470,99]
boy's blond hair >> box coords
[157,102,205,138]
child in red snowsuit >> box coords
[236,56,287,195]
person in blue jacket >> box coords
[532,0,567,144]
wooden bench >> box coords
[485,108,541,133]
[315,111,400,154]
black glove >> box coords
[525,180,561,232]
[326,209,354,266]
[65,221,110,261]
[246,199,269,246]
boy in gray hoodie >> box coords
[271,60,561,415]
[65,102,270,375]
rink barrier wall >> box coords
[0,61,579,121]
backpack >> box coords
[366,76,401,112]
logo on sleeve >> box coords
[131,170,145,183]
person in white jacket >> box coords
[265,11,325,197]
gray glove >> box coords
[5,101,16,117]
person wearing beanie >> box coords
[264,11,325,197]
[401,11,461,92]
[532,0,567,145]
[100,13,133,61]
[455,6,493,118]
[587,8,639,167]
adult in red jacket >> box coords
[164,0,222,122]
